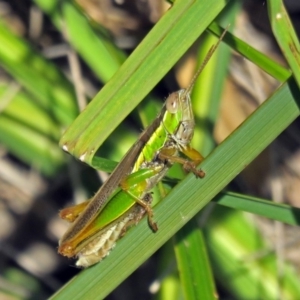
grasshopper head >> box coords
[165,89,195,147]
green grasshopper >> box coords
[58,29,227,267]
[58,83,204,265]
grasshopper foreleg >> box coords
[158,145,205,178]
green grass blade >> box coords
[0,85,64,175]
[205,206,300,299]
[267,0,300,87]
[208,22,291,81]
[0,115,64,175]
[0,20,77,126]
[155,241,182,300]
[174,220,217,300]
[0,19,78,174]
[0,85,61,139]
[214,192,300,226]
[59,0,229,165]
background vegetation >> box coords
[1,0,300,299]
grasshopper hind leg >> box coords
[125,191,158,232]
[143,193,158,232]
[59,200,90,222]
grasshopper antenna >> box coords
[183,25,229,97]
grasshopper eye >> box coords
[166,92,179,114]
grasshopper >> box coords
[58,29,227,267]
